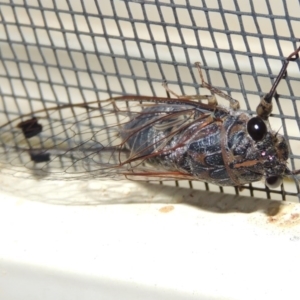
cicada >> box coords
[0,47,299,191]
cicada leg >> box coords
[194,62,240,110]
[287,168,300,199]
[162,81,218,108]
[257,46,300,120]
[162,62,241,110]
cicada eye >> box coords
[247,117,267,141]
[265,176,283,189]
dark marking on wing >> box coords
[29,151,50,163]
[17,118,42,139]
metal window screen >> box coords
[0,0,299,202]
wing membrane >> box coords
[0,96,214,180]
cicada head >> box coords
[246,116,290,188]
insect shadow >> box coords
[0,176,283,217]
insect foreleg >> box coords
[194,62,240,110]
[257,46,300,120]
[162,81,218,107]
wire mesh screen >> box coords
[0,0,300,202]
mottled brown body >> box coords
[121,104,289,187]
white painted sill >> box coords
[0,179,300,300]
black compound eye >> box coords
[247,117,267,141]
[265,176,283,189]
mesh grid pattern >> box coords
[0,0,300,202]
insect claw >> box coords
[238,185,245,192]
[195,61,206,85]
[291,169,300,175]
[263,46,300,106]
[230,100,240,110]
[286,46,300,61]
[258,46,300,120]
[274,92,280,101]
[282,70,287,79]
[162,81,180,98]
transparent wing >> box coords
[0,96,214,181]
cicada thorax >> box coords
[173,112,266,186]
[213,112,289,186]
[121,104,290,187]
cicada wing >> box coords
[0,96,215,181]
[0,99,129,179]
